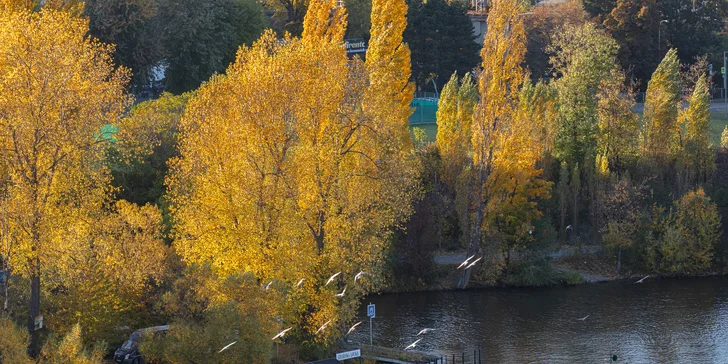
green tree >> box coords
[548,22,618,233]
[602,0,661,89]
[345,0,371,39]
[641,48,680,165]
[658,0,728,66]
[159,0,267,94]
[110,92,191,206]
[679,75,714,187]
[84,0,165,87]
[39,324,105,364]
[404,0,480,92]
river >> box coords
[351,276,728,363]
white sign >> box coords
[34,315,43,331]
[336,349,361,361]
[367,304,375,318]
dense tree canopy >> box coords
[404,0,480,92]
[158,0,268,94]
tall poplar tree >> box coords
[642,48,681,165]
[168,0,418,343]
[679,75,714,187]
[436,72,477,190]
[0,7,129,354]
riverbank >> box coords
[385,247,727,294]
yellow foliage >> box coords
[0,318,30,364]
[168,0,417,342]
[436,72,477,189]
[40,324,105,364]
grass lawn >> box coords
[408,111,728,145]
[711,111,728,144]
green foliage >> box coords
[503,259,584,287]
[110,92,190,206]
[84,0,164,87]
[404,0,480,92]
[549,22,619,167]
[721,126,728,150]
[645,189,722,274]
[158,0,268,94]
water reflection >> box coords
[351,277,728,363]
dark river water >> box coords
[351,277,728,363]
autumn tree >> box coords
[641,48,681,166]
[0,7,130,354]
[678,75,714,188]
[657,189,721,273]
[436,72,477,189]
[524,0,587,82]
[595,69,639,177]
[452,0,550,287]
[549,22,618,233]
[168,0,418,344]
[110,92,191,206]
[264,0,308,35]
[601,0,661,88]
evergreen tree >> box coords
[404,0,480,92]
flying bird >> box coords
[354,271,367,282]
[457,255,476,269]
[218,341,237,353]
[325,272,341,286]
[576,315,590,321]
[264,281,273,291]
[635,275,650,284]
[465,257,482,269]
[346,321,362,335]
[296,278,305,288]
[417,328,435,336]
[272,327,293,340]
[529,229,533,235]
[316,320,332,334]
[335,286,347,298]
[566,225,573,231]
[405,339,422,350]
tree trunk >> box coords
[616,247,622,275]
[460,202,483,289]
[27,256,40,357]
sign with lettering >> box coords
[336,349,361,360]
[345,39,367,55]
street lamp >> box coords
[658,20,668,63]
